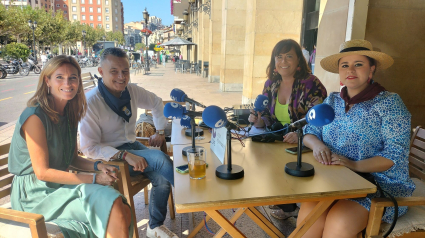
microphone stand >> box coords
[284,126,315,177]
[216,128,244,180]
[182,102,204,156]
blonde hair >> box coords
[27,55,87,127]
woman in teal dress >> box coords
[9,55,133,238]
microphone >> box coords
[180,115,192,128]
[163,102,186,119]
[170,88,206,108]
[164,102,202,119]
[202,105,239,131]
[290,104,335,128]
[251,95,269,126]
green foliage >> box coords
[2,42,30,61]
[135,43,145,51]
[149,44,156,51]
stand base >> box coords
[185,128,204,137]
[182,145,205,156]
[216,164,244,180]
[285,162,315,177]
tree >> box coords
[135,43,145,51]
[2,42,30,61]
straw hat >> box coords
[320,39,394,74]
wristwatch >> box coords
[157,130,165,135]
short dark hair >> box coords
[266,39,311,81]
[100,47,129,65]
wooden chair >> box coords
[0,143,59,238]
[81,72,97,90]
[365,126,425,238]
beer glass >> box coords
[187,148,206,179]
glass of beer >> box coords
[188,148,206,180]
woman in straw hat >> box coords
[8,55,134,238]
[299,39,415,237]
[249,39,327,219]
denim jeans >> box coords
[116,141,174,229]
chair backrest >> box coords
[0,143,12,200]
[409,126,425,180]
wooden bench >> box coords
[81,72,97,90]
[365,126,425,238]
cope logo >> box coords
[308,108,316,121]
[170,102,179,108]
[171,95,177,101]
[263,99,269,108]
[215,119,225,128]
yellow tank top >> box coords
[275,94,291,125]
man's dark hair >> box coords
[100,47,129,65]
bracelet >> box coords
[116,150,124,160]
[94,161,103,171]
[122,151,128,161]
[92,174,96,184]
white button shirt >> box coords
[79,83,168,161]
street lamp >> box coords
[28,20,37,57]
[183,9,189,22]
[82,30,86,56]
[143,7,150,72]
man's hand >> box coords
[125,153,148,172]
[149,133,167,152]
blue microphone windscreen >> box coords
[170,88,187,102]
[254,95,269,112]
[306,103,335,127]
[163,102,186,119]
[180,115,192,128]
[202,105,228,129]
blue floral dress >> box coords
[304,91,416,223]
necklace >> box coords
[62,110,74,166]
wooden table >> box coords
[172,127,376,238]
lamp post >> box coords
[82,30,86,56]
[143,7,150,71]
[28,20,37,57]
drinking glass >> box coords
[187,148,206,180]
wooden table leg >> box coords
[214,208,246,238]
[245,207,285,238]
[288,200,335,238]
[187,214,211,238]
[205,210,247,238]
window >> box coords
[106,16,109,21]
[97,15,101,21]
[115,8,117,13]
[115,16,117,22]
[72,0,76,3]
[105,8,109,13]
[98,23,102,27]
[90,23,94,27]
[97,7,100,13]
[81,7,85,12]
[82,15,86,20]
[63,4,67,7]
[115,25,118,29]
[89,7,93,12]
[97,0,100,4]
[56,4,59,7]
[81,0,84,3]
[89,15,93,20]
[106,24,110,29]
[114,1,116,6]
[72,6,76,11]
[64,10,67,13]
[72,14,77,20]
[89,0,92,3]
[105,0,108,5]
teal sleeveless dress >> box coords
[9,105,133,238]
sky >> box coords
[123,0,174,26]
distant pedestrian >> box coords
[302,45,310,64]
[40,52,48,69]
[309,45,316,74]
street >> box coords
[0,66,101,126]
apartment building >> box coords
[68,0,123,32]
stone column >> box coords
[200,3,210,65]
[242,0,303,103]
[208,0,222,83]
[220,0,247,92]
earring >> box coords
[273,68,278,76]
[48,87,50,94]
[340,82,344,86]
[297,66,301,71]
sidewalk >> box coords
[0,63,297,237]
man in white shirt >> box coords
[79,48,177,238]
